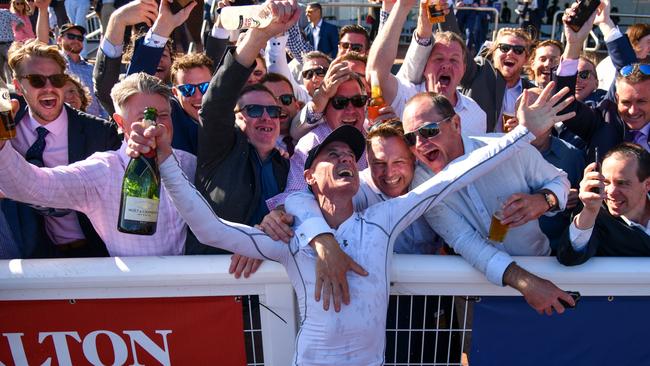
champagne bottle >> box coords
[367,71,386,122]
[117,107,160,235]
[426,0,446,24]
[218,4,273,30]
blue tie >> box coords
[24,126,72,217]
[25,126,49,167]
[0,206,20,259]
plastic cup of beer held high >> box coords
[488,196,509,243]
[0,87,15,140]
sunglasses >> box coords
[19,74,68,88]
[340,42,364,52]
[177,82,209,97]
[577,70,593,80]
[277,94,295,106]
[403,117,452,146]
[236,104,282,118]
[64,33,84,42]
[330,95,368,110]
[302,67,327,80]
[497,43,526,55]
[620,64,650,78]
[368,118,403,133]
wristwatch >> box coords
[542,191,559,212]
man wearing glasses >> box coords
[3,40,120,258]
[261,72,302,156]
[555,0,647,161]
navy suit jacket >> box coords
[304,20,339,59]
[3,101,121,258]
[556,35,639,163]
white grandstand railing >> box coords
[3,255,650,365]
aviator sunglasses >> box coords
[177,82,210,97]
[497,43,526,55]
[403,117,452,146]
[19,74,69,88]
[620,64,650,78]
[236,104,282,118]
[340,42,364,52]
[301,67,327,80]
[330,95,368,110]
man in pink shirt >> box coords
[0,72,196,257]
[3,39,120,258]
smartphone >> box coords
[170,0,194,14]
[566,0,601,32]
[559,291,582,309]
[590,147,600,194]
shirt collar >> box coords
[63,52,88,65]
[620,194,650,231]
[506,79,523,93]
[26,106,68,138]
[454,90,466,111]
[359,168,388,199]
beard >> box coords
[62,43,82,55]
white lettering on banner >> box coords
[2,330,172,365]
[124,330,172,366]
[123,197,159,222]
[39,332,81,366]
[82,331,128,366]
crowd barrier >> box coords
[2,255,650,365]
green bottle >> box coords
[117,107,160,235]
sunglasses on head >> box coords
[497,43,526,55]
[237,104,282,119]
[177,82,209,97]
[302,67,327,80]
[619,64,650,78]
[330,95,368,110]
[19,74,68,88]
[340,42,364,52]
[403,117,452,146]
[277,94,296,106]
[64,33,84,42]
[368,118,403,133]
[577,70,593,80]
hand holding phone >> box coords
[590,147,600,194]
[566,0,601,32]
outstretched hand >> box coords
[562,1,598,45]
[112,0,159,28]
[516,81,576,137]
[151,0,197,38]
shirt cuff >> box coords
[556,58,578,76]
[568,218,592,251]
[486,251,515,286]
[413,30,432,47]
[144,30,168,48]
[604,27,623,43]
[211,24,230,39]
[305,102,324,125]
[294,217,336,248]
[100,38,123,58]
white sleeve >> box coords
[568,218,592,251]
[383,125,536,234]
[285,190,335,248]
[395,34,432,85]
[160,155,288,262]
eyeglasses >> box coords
[619,64,650,78]
[403,117,452,146]
[368,118,403,133]
[277,94,295,106]
[497,43,526,55]
[19,74,69,88]
[340,42,364,52]
[236,104,282,118]
[577,70,593,80]
[301,67,327,80]
[176,82,209,97]
[64,33,84,42]
[330,95,368,110]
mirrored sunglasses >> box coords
[177,82,209,97]
[403,118,451,146]
[237,104,282,118]
[619,64,650,78]
[340,42,364,52]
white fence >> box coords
[3,255,650,365]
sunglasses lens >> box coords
[620,65,634,77]
[350,95,368,107]
[578,70,589,79]
[351,44,363,52]
[420,125,440,139]
[267,106,281,118]
[198,82,209,95]
[27,75,46,88]
[178,84,195,97]
[245,105,264,118]
[404,132,416,146]
[279,94,293,105]
[50,74,67,88]
[331,97,347,110]
[639,64,650,75]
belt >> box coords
[57,239,87,251]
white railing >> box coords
[3,255,650,365]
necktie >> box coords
[0,204,20,259]
[282,135,295,156]
[25,126,49,167]
[24,127,71,217]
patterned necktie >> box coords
[24,126,72,217]
[25,126,49,167]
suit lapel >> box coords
[66,106,85,164]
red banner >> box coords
[0,296,247,366]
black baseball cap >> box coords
[304,125,365,170]
[60,23,87,36]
